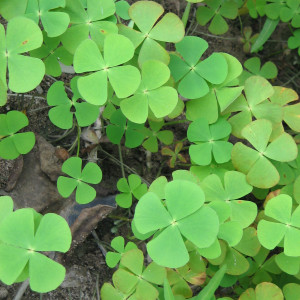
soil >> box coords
[0,0,300,299]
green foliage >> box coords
[258,194,300,256]
[288,29,300,55]
[105,236,137,268]
[47,78,100,129]
[0,111,35,160]
[30,31,73,77]
[239,57,278,84]
[196,0,239,35]
[57,157,102,204]
[1,0,300,298]
[240,282,284,299]
[134,180,219,268]
[119,1,185,66]
[188,118,233,166]
[0,196,71,293]
[169,36,228,99]
[116,174,147,208]
[74,34,141,105]
[101,248,166,299]
[106,109,146,147]
[142,120,174,153]
[120,60,178,123]
[61,0,117,54]
[0,16,45,104]
[232,119,298,188]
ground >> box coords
[0,0,299,299]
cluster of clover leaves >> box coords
[0,0,300,299]
[185,0,300,57]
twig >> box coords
[91,230,107,257]
[27,106,50,113]
[283,71,300,87]
[194,30,237,41]
[76,122,81,157]
[98,146,151,186]
[96,274,100,300]
[13,280,29,300]
[7,93,46,101]
[118,144,126,178]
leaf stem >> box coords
[118,144,126,178]
[76,122,81,157]
[194,30,237,41]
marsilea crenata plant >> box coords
[0,0,300,299]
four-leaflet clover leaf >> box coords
[120,60,178,124]
[61,0,117,54]
[196,0,239,35]
[74,34,141,105]
[134,180,219,268]
[169,36,228,99]
[116,174,147,208]
[223,76,281,138]
[24,0,70,37]
[142,120,174,153]
[118,0,184,66]
[0,17,45,105]
[258,194,300,257]
[101,249,166,300]
[231,119,298,188]
[0,206,72,292]
[106,109,146,148]
[188,118,233,166]
[0,111,35,160]
[186,53,243,123]
[57,157,102,204]
[30,31,73,77]
[105,236,137,268]
[47,78,100,129]
[202,171,255,229]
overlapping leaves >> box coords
[0,111,35,160]
[120,60,178,124]
[74,34,141,105]
[25,0,70,37]
[0,17,45,105]
[232,119,298,188]
[118,0,184,65]
[188,118,233,166]
[61,0,117,54]
[169,36,228,99]
[134,180,219,268]
[258,194,300,256]
[47,78,100,129]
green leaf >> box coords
[29,252,66,293]
[0,111,35,160]
[57,157,102,204]
[283,283,300,300]
[195,265,227,300]
[251,18,279,53]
